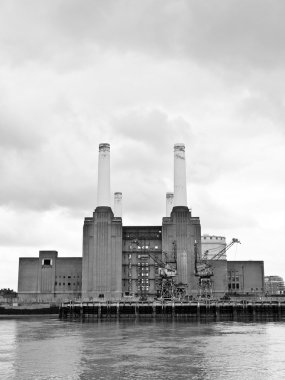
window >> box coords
[42,259,52,266]
[68,283,71,286]
[99,294,104,299]
[129,254,132,259]
[68,276,71,279]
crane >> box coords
[195,238,241,297]
[131,239,183,301]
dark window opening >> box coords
[99,294,104,299]
[43,259,52,266]
[68,283,71,286]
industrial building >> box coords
[264,276,285,295]
[18,143,264,302]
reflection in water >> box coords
[0,318,284,379]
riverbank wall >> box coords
[59,300,285,321]
[0,304,59,315]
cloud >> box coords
[1,0,285,288]
[1,0,285,73]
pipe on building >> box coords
[97,143,111,207]
[174,143,187,207]
[166,192,174,217]
[114,192,122,217]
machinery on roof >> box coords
[195,238,241,297]
[131,239,187,301]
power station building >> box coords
[18,144,264,302]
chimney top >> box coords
[166,192,174,198]
[174,143,185,152]
[99,143,110,152]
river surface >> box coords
[0,317,285,379]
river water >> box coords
[0,317,285,379]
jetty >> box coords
[59,300,285,321]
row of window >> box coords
[202,236,224,240]
[55,282,81,287]
[129,245,160,250]
[138,279,149,284]
[56,275,81,279]
[125,262,150,266]
[128,253,159,260]
[228,283,240,290]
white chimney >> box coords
[114,192,122,217]
[174,143,187,207]
[166,192,174,216]
[97,143,111,207]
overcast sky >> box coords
[1,0,285,290]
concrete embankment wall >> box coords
[0,304,59,315]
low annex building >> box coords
[18,144,264,302]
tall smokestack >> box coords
[114,192,122,217]
[97,143,111,207]
[166,192,174,216]
[174,143,187,207]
